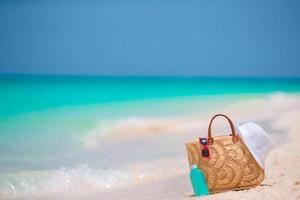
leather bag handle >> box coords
[207,114,238,144]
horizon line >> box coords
[1,72,300,79]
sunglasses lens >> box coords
[202,149,209,157]
[200,138,207,145]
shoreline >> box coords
[1,93,300,199]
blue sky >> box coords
[0,0,299,76]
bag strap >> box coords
[207,114,238,144]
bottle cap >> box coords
[191,164,198,169]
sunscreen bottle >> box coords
[190,164,209,196]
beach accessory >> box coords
[185,114,265,193]
[190,164,209,196]
[237,122,275,169]
[199,138,210,158]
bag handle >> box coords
[207,114,238,144]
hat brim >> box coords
[237,125,265,169]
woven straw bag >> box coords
[185,114,264,193]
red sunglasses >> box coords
[199,138,210,159]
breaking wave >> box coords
[83,116,202,150]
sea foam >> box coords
[0,164,131,199]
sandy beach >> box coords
[89,93,300,200]
[92,94,300,200]
[10,93,299,200]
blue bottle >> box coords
[190,164,209,196]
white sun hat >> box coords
[236,122,275,169]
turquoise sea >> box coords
[0,74,300,198]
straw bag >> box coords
[185,114,264,193]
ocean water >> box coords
[0,74,300,198]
